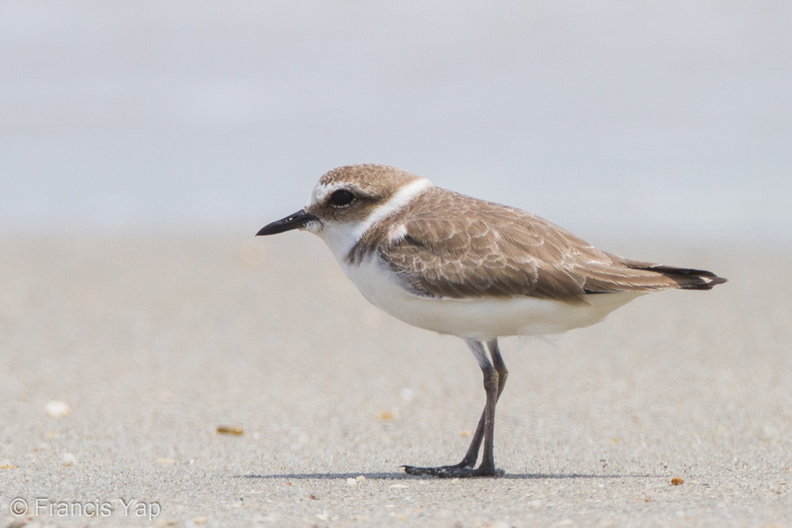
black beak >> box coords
[256,209,318,236]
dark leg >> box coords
[475,339,508,474]
[403,339,508,478]
[449,339,509,469]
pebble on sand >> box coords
[45,401,71,418]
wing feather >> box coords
[351,187,722,302]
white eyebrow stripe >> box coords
[308,183,339,209]
[356,178,432,238]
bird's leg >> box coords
[475,339,507,474]
[448,339,509,469]
[457,409,487,468]
[403,339,508,478]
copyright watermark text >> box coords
[9,497,161,521]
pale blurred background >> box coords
[1,1,790,244]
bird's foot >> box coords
[402,464,505,478]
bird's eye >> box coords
[329,189,356,207]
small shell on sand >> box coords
[216,425,244,435]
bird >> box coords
[256,164,727,478]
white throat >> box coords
[310,178,432,262]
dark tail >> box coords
[625,262,728,290]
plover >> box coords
[256,164,726,478]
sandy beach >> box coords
[1,233,790,527]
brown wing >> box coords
[363,188,724,302]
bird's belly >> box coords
[342,257,643,339]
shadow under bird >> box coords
[256,164,727,478]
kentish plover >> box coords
[257,164,726,478]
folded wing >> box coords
[366,188,725,302]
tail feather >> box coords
[622,260,728,290]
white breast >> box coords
[337,253,642,340]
